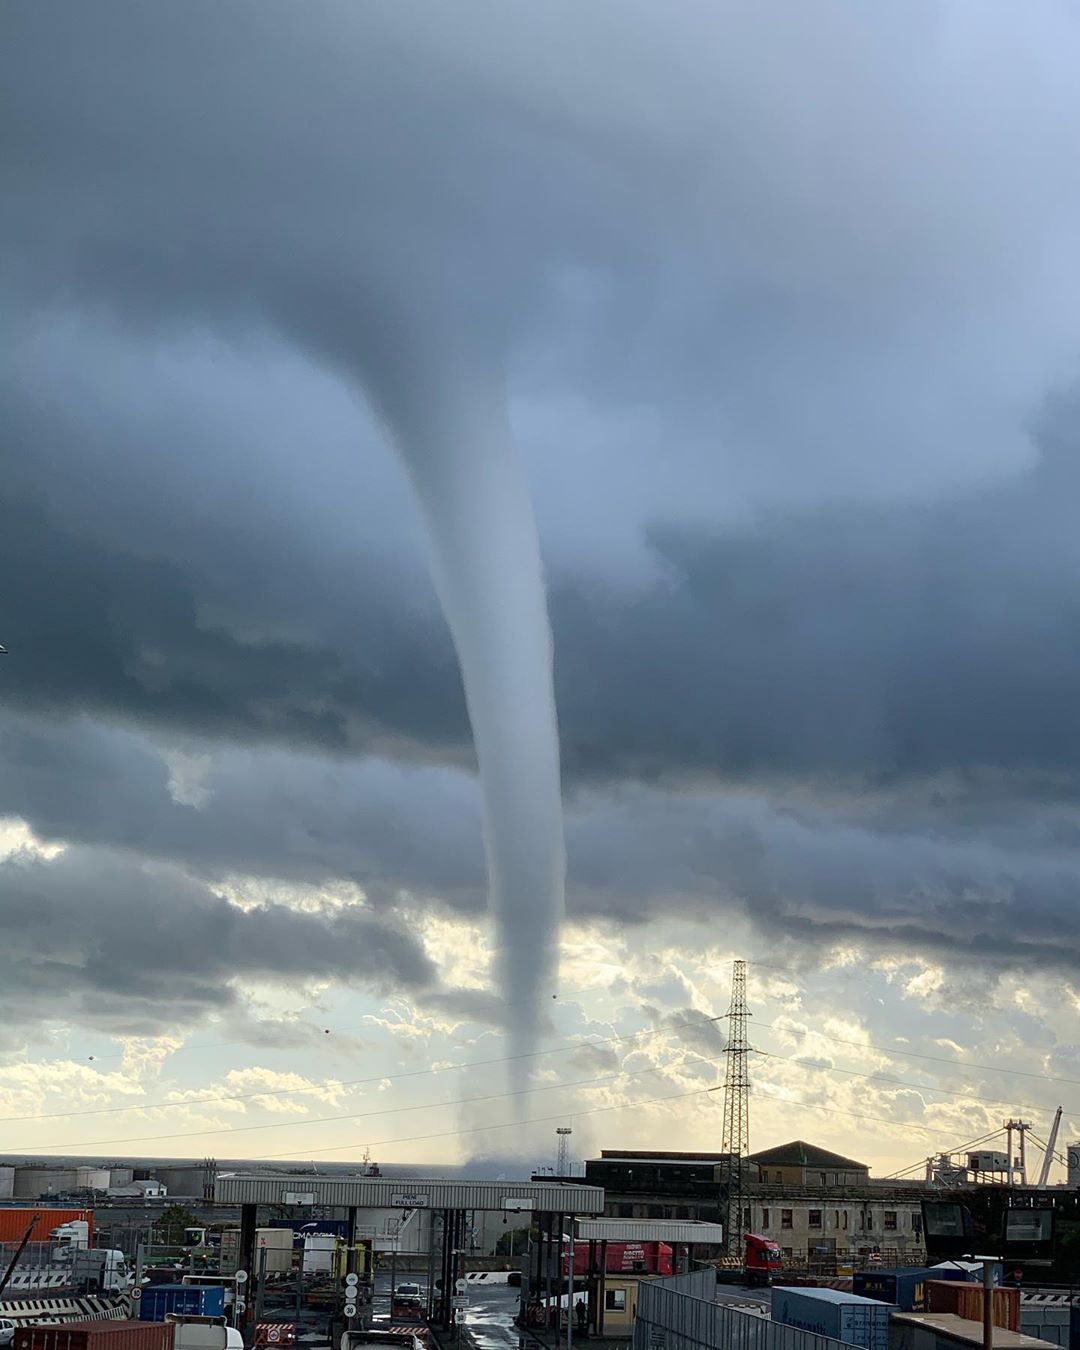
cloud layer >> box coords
[6,0,1080,1057]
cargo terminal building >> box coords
[747,1141,929,1268]
[576,1143,929,1269]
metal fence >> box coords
[635,1273,854,1350]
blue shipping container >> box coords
[853,1268,937,1311]
[772,1287,896,1350]
[139,1285,226,1323]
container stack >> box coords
[924,1280,1020,1332]
[772,1287,896,1350]
[139,1287,226,1323]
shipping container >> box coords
[14,1321,175,1350]
[854,1268,938,1311]
[891,1311,1061,1350]
[0,1209,94,1244]
[140,1287,226,1323]
[924,1281,1019,1331]
[268,1219,350,1239]
[772,1286,896,1350]
[562,1241,673,1277]
[1017,1303,1070,1347]
[255,1229,294,1276]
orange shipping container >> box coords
[0,1209,94,1245]
[924,1281,1019,1332]
[15,1323,173,1350]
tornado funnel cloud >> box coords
[368,348,566,1075]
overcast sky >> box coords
[5,1,1080,1176]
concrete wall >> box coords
[758,1166,869,1188]
[1020,1305,1071,1347]
[752,1196,925,1264]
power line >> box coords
[0,1014,722,1125]
[18,1017,1040,1157]
[10,983,1077,1151]
[753,1049,1062,1118]
[260,1074,986,1163]
[261,1085,716,1159]
[9,1050,732,1153]
[884,1127,1010,1180]
[751,1086,964,1141]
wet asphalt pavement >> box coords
[458,1283,527,1350]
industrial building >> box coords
[571,1142,930,1270]
[747,1141,928,1267]
[581,1150,732,1224]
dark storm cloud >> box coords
[6,0,1080,1028]
[0,411,465,758]
[0,845,437,1035]
[10,704,1080,992]
[7,395,1080,790]
[556,396,1080,784]
[0,712,486,908]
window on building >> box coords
[617,1204,633,1218]
[820,1173,827,1186]
[782,1248,794,1262]
[647,1205,663,1219]
[884,1211,897,1231]
[781,1209,793,1229]
[743,1206,752,1230]
[775,1171,783,1184]
[761,1209,770,1229]
[808,1210,823,1229]
[605,1290,627,1312]
[843,1211,849,1230]
[834,1211,840,1229]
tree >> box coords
[495,1226,532,1257]
[158,1204,200,1246]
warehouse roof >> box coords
[750,1140,867,1170]
[574,1218,725,1245]
[215,1173,604,1213]
[598,1150,729,1162]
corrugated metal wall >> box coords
[634,1274,854,1350]
[214,1175,604,1212]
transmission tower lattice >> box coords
[720,959,750,1253]
[556,1126,572,1176]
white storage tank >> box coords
[75,1167,110,1191]
[0,1167,14,1200]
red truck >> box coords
[564,1241,674,1277]
[743,1234,783,1287]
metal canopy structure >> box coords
[215,1172,605,1213]
[573,1217,725,1245]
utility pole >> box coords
[556,1127,573,1177]
[721,959,750,1256]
